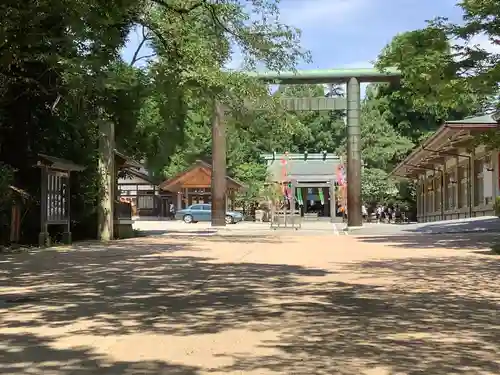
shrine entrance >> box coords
[242,68,401,228]
[262,152,344,222]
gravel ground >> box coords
[1,230,498,374]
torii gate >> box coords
[210,68,401,228]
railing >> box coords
[302,212,319,221]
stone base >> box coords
[345,225,363,232]
[62,232,72,244]
[114,223,134,239]
[38,232,51,247]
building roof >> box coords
[9,185,31,201]
[114,150,143,169]
[159,160,245,192]
[445,114,498,125]
[262,153,343,182]
[247,67,401,84]
[391,114,499,178]
[121,167,158,185]
[36,154,86,172]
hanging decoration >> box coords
[280,152,289,200]
[296,187,303,205]
[318,187,325,205]
[337,164,347,211]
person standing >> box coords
[169,202,176,220]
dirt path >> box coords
[1,232,499,374]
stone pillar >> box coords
[176,191,182,210]
[211,101,227,226]
[329,180,336,222]
[98,120,115,241]
[346,77,362,227]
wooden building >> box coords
[117,167,172,217]
[391,114,500,222]
[262,152,343,220]
[159,160,244,210]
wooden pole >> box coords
[98,120,115,240]
[211,101,227,226]
[38,167,49,247]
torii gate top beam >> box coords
[246,67,401,84]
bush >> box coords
[494,196,500,217]
[490,244,500,255]
[0,163,15,244]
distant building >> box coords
[118,160,245,218]
[262,152,343,220]
[118,166,169,217]
[159,160,244,211]
[391,114,500,222]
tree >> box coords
[231,162,268,214]
[376,28,481,124]
[277,84,346,154]
[433,0,500,107]
[425,0,500,149]
[368,23,488,212]
[0,0,310,242]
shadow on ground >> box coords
[215,256,500,374]
[1,332,199,374]
[1,236,499,374]
[356,232,500,253]
[135,230,283,243]
[405,217,500,234]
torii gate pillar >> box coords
[346,77,362,227]
[230,68,400,229]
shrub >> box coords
[0,163,15,244]
[494,196,500,217]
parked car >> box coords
[175,204,243,224]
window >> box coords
[137,195,154,209]
[201,204,211,210]
[474,158,484,206]
[190,205,202,210]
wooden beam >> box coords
[251,97,346,111]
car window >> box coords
[190,205,202,210]
[201,205,211,211]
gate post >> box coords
[329,179,336,222]
[346,77,362,227]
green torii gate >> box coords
[210,67,400,228]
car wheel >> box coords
[183,214,193,224]
[225,215,234,224]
